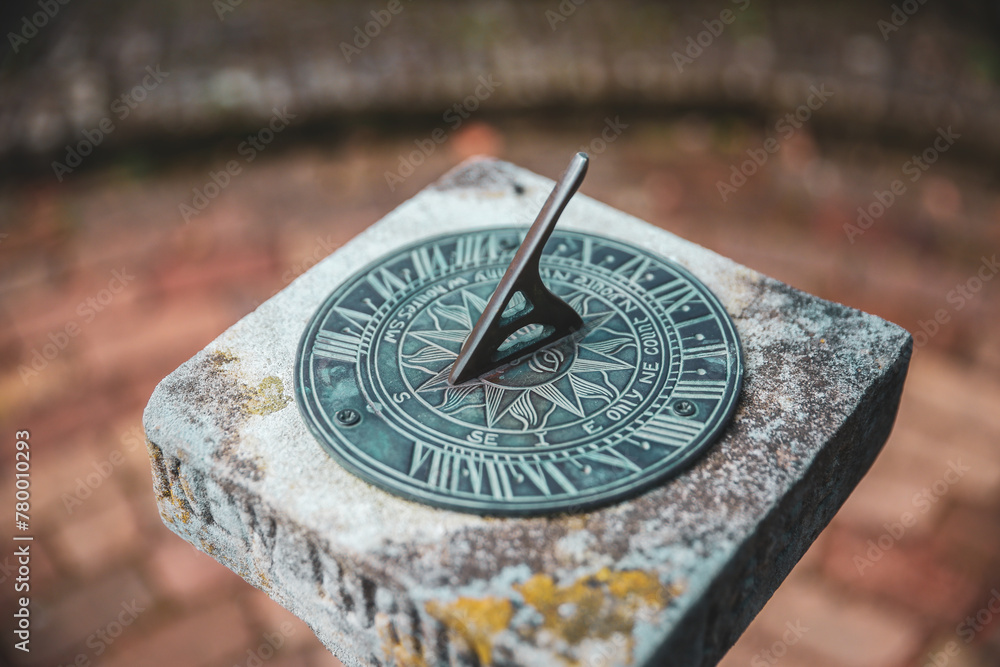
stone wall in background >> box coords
[2,0,1000,168]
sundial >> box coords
[294,153,743,515]
[147,154,911,667]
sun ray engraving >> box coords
[508,393,539,429]
[438,383,483,413]
[580,337,635,356]
[569,373,615,403]
[531,380,584,418]
[401,288,635,433]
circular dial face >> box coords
[295,228,742,515]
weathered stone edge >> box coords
[144,302,913,667]
[649,311,913,667]
[144,424,405,667]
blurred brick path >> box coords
[0,116,998,666]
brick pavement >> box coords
[1,118,998,666]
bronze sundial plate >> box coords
[294,227,743,516]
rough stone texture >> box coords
[142,157,912,667]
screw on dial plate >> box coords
[673,400,697,417]
[335,408,361,426]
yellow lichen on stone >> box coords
[601,568,667,606]
[179,476,197,507]
[204,349,289,417]
[210,348,239,366]
[514,567,676,664]
[167,492,192,524]
[150,453,193,524]
[425,596,513,666]
[245,376,290,415]
[146,440,170,501]
[158,494,191,525]
[377,614,428,667]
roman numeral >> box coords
[675,313,715,328]
[684,342,729,359]
[662,287,698,313]
[410,245,450,280]
[464,457,514,500]
[366,267,408,301]
[579,237,594,265]
[517,461,551,496]
[646,278,688,306]
[409,449,582,500]
[634,413,701,450]
[467,456,484,495]
[313,330,362,363]
[455,236,482,267]
[671,379,728,400]
[485,234,504,262]
[516,461,578,497]
[612,254,653,283]
[484,459,514,500]
[646,279,701,314]
[333,305,372,331]
[429,449,461,492]
[543,461,578,494]
[581,446,641,473]
[409,442,462,493]
[409,441,432,477]
[456,233,507,267]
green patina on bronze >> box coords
[294,228,743,515]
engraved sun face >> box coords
[399,287,637,432]
[488,344,573,388]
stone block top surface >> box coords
[144,157,911,667]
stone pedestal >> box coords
[143,158,911,667]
